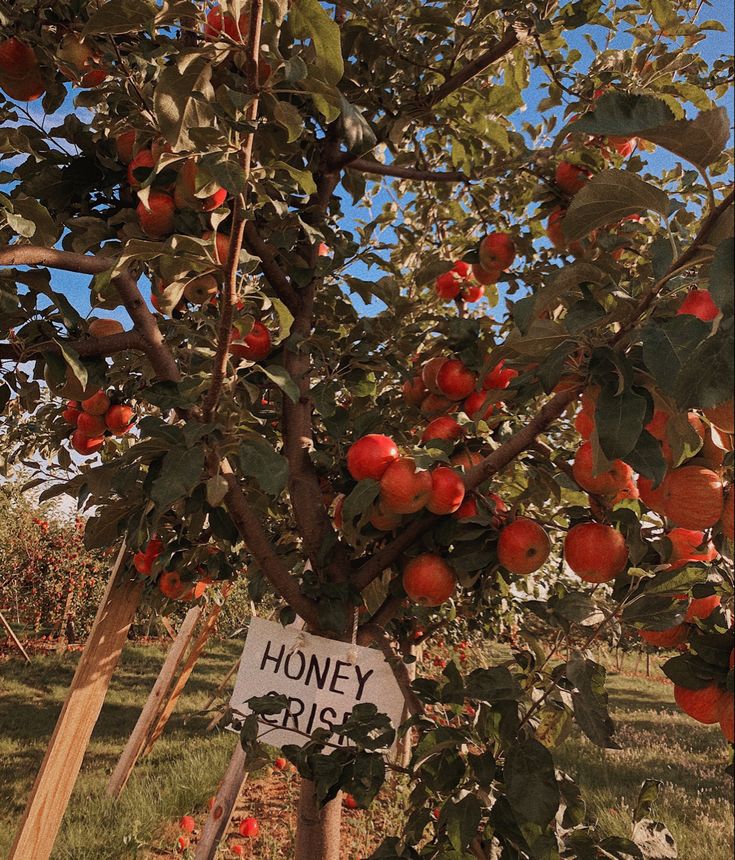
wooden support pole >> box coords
[9,544,140,860]
[141,585,232,755]
[194,743,249,860]
[106,605,203,799]
[0,609,31,663]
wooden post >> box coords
[141,585,232,755]
[194,743,249,860]
[106,605,203,799]
[9,544,141,860]
[0,609,31,662]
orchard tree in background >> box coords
[0,0,733,858]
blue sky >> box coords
[7,1,734,324]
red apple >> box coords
[0,37,45,101]
[174,158,227,211]
[346,434,399,481]
[62,402,81,426]
[77,411,106,437]
[497,518,550,575]
[478,233,515,271]
[179,815,196,834]
[105,404,135,435]
[555,161,591,194]
[461,283,484,303]
[463,390,495,421]
[230,321,272,361]
[71,429,104,456]
[127,148,155,188]
[137,190,176,238]
[238,816,259,837]
[205,6,249,41]
[402,553,457,606]
[81,391,111,416]
[402,375,427,406]
[435,270,461,300]
[436,359,476,400]
[421,416,463,444]
[58,34,106,88]
[421,356,449,394]
[379,457,432,514]
[427,467,465,515]
[676,289,719,322]
[564,522,629,583]
[482,360,518,390]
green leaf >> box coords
[84,0,157,34]
[341,479,380,527]
[291,0,344,85]
[504,738,560,828]
[641,107,729,170]
[595,386,647,460]
[339,97,377,154]
[625,430,668,485]
[566,655,618,749]
[661,653,715,689]
[150,446,205,510]
[272,99,305,143]
[465,666,521,703]
[238,437,289,496]
[634,779,663,823]
[642,316,711,396]
[674,328,735,409]
[644,564,708,595]
[563,170,670,242]
[273,161,317,196]
[56,343,88,391]
[563,92,675,138]
[257,364,300,403]
[446,794,483,852]
[708,237,734,314]
[154,56,216,151]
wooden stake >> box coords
[9,544,141,860]
[106,605,203,799]
[0,609,31,662]
[141,584,232,755]
[194,742,249,860]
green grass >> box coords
[0,641,244,859]
[555,666,733,860]
[0,644,732,859]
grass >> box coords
[0,643,732,859]
[555,665,734,860]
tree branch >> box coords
[345,158,469,183]
[353,386,582,591]
[0,330,147,362]
[0,245,111,274]
[113,272,181,382]
[357,623,424,717]
[243,221,301,311]
[201,0,264,421]
[613,186,734,344]
[425,26,520,107]
[219,457,322,629]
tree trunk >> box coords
[294,778,342,860]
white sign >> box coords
[229,618,406,751]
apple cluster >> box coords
[132,536,214,602]
[434,232,516,304]
[62,390,135,456]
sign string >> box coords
[346,607,359,665]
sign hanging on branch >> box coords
[229,618,405,751]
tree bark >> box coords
[294,779,343,860]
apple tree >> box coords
[0,0,733,858]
